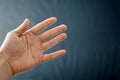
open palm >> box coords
[0,17,67,75]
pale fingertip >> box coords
[24,18,27,22]
[50,17,57,19]
[60,24,67,30]
[25,18,29,21]
[61,49,66,52]
[25,18,30,23]
[55,49,66,57]
[50,17,57,22]
[61,33,67,40]
[60,49,67,56]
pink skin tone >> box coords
[0,17,67,79]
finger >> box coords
[41,33,67,51]
[38,24,67,43]
[14,18,30,35]
[28,17,57,35]
[42,50,66,63]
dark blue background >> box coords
[0,0,120,80]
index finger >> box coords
[28,17,57,35]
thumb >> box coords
[14,18,30,35]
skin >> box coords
[0,17,67,80]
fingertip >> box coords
[25,18,30,23]
[61,24,67,30]
[22,18,30,28]
[60,49,67,56]
[50,17,57,22]
[61,33,67,40]
[51,17,57,19]
[62,49,67,54]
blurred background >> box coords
[0,0,120,80]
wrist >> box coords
[0,53,13,80]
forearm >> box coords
[0,54,13,80]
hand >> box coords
[0,17,67,75]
